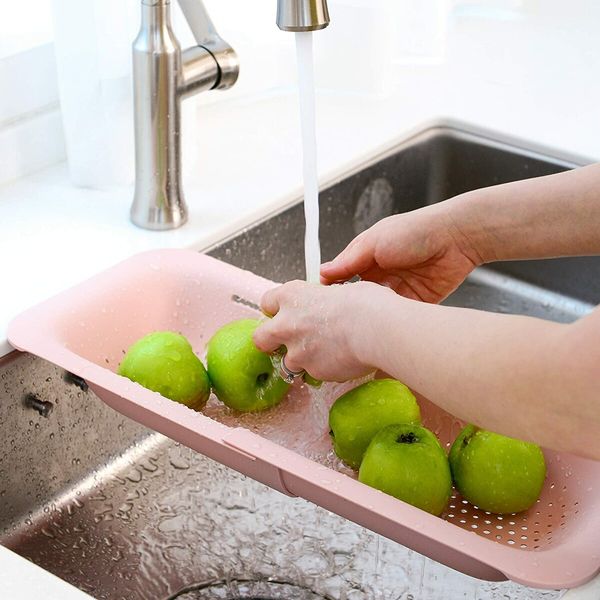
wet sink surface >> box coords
[1,124,595,599]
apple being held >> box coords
[449,424,546,514]
[206,318,290,412]
[329,379,421,470]
[118,331,210,411]
[359,423,452,516]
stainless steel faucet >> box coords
[131,0,329,230]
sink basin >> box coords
[2,123,596,600]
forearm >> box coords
[446,163,600,263]
[360,292,600,459]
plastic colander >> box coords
[7,249,600,592]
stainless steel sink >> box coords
[1,123,593,600]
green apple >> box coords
[329,379,421,469]
[206,318,290,412]
[449,424,546,514]
[359,424,452,516]
[118,331,210,411]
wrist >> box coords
[350,283,400,372]
[442,191,498,265]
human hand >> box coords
[253,280,395,382]
[320,203,483,303]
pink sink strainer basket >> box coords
[7,249,600,590]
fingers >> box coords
[320,233,376,284]
[255,280,307,351]
[253,319,306,375]
[254,317,306,373]
[260,286,282,317]
[260,280,306,316]
[282,351,304,374]
[252,317,285,353]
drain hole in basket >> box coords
[442,477,580,551]
[168,580,330,600]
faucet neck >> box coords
[131,0,239,230]
[140,0,173,30]
[136,0,179,57]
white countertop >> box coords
[0,546,91,600]
[2,1,600,597]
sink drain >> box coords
[169,579,330,600]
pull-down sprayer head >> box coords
[276,0,330,32]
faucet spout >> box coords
[276,0,330,32]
